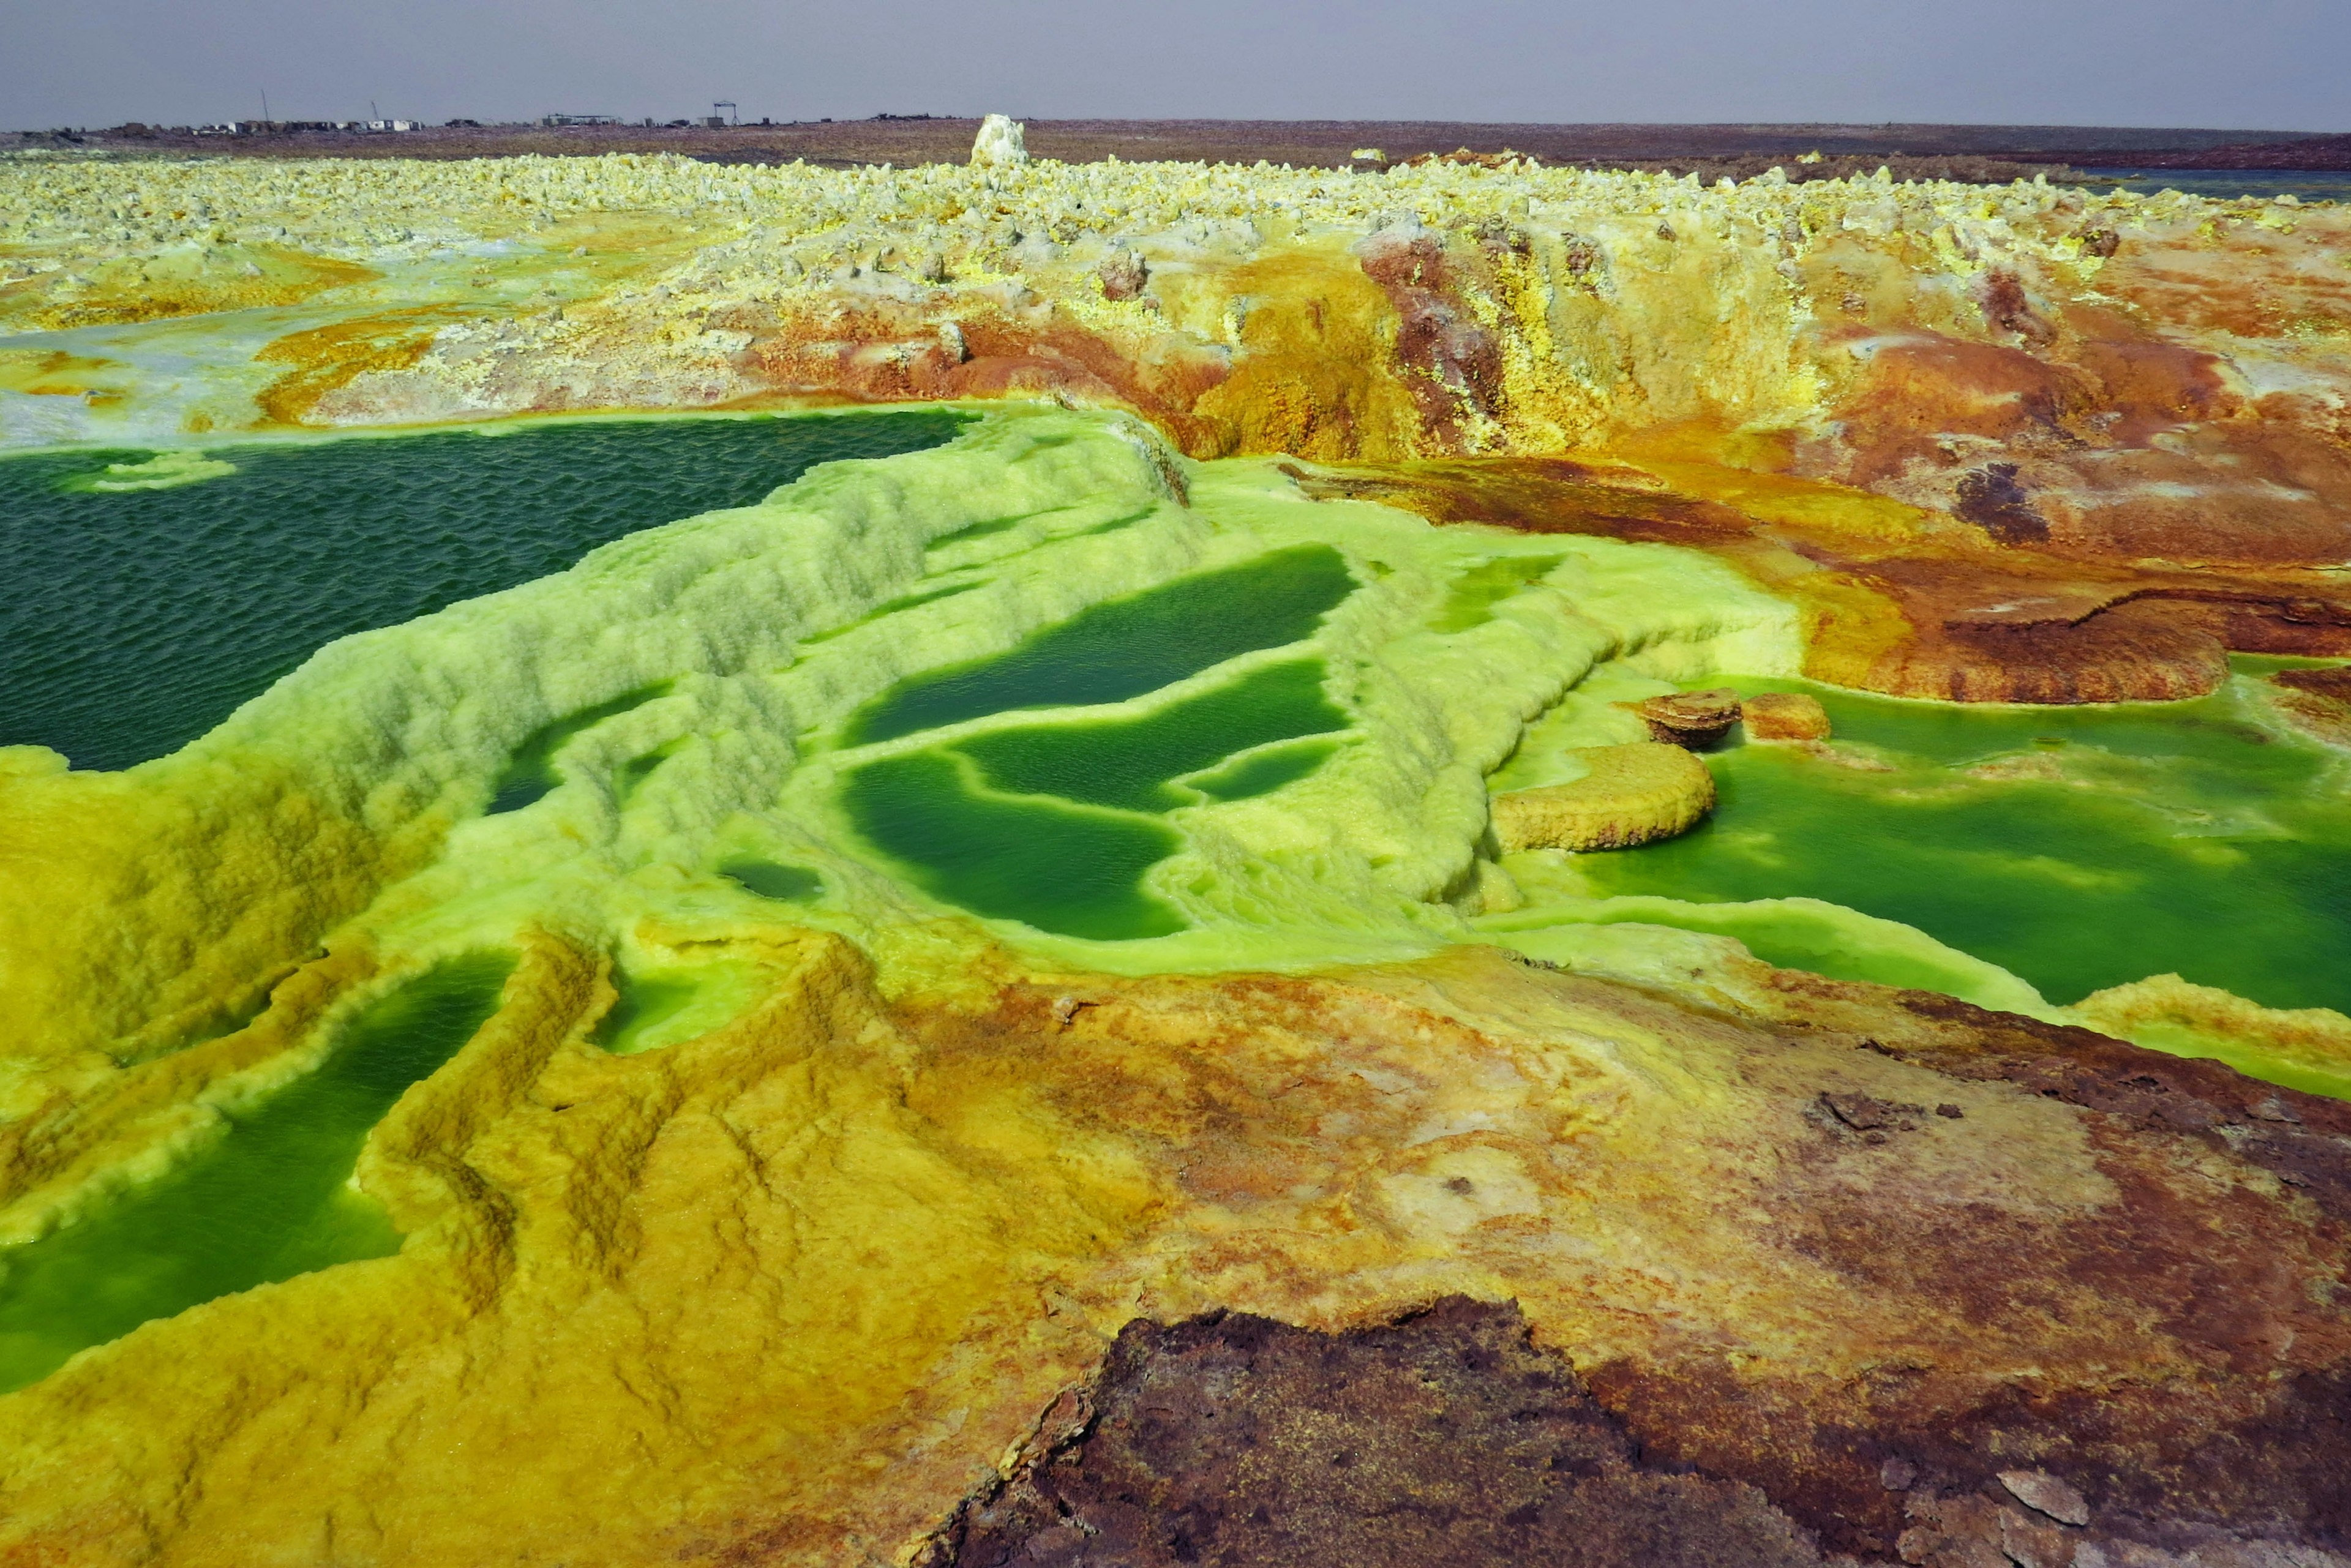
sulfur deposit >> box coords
[4,133,2351,1566]
[1490,741,1716,850]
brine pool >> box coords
[1515,667,2351,1020]
[0,408,967,769]
[2,407,2346,1392]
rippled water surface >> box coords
[0,410,966,770]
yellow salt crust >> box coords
[2067,973,2351,1099]
[1490,741,1717,852]
[8,148,2338,451]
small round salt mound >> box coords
[1490,743,1717,853]
[1742,691,1832,742]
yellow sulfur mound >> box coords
[1489,741,1716,852]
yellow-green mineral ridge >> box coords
[0,406,1787,1073]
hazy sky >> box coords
[6,0,2345,133]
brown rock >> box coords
[1819,1089,1926,1133]
[926,1299,1831,1568]
[1743,691,1832,741]
[2001,1468,2093,1527]
[2001,1502,2079,1568]
[1097,247,1148,302]
[1634,688,1742,747]
[1900,1494,2016,1568]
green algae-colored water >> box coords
[839,547,1360,938]
[490,681,676,814]
[956,659,1348,812]
[844,544,1356,745]
[1575,670,2351,1014]
[591,970,707,1055]
[845,751,1189,940]
[720,858,825,902]
[0,411,965,771]
[0,955,512,1394]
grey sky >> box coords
[5,0,2345,133]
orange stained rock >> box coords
[0,348,122,399]
[1285,449,2350,704]
[1741,692,1832,742]
[253,307,467,425]
[2,245,376,332]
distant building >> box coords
[542,113,620,127]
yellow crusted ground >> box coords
[1490,741,1717,851]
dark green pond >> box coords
[841,549,1360,938]
[0,411,965,771]
[1576,672,2351,1013]
[844,544,1356,746]
[0,954,512,1393]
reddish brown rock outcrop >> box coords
[1744,691,1833,741]
[1288,455,2350,704]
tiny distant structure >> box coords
[542,113,621,128]
[705,102,738,129]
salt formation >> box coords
[2,145,2350,1566]
[968,113,1028,169]
[1489,742,1716,850]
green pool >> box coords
[0,955,512,1393]
[0,410,965,770]
[1572,669,2351,1015]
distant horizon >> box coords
[9,116,2343,144]
[7,0,2346,138]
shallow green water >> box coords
[1575,673,2351,1012]
[957,659,1348,812]
[0,954,512,1392]
[838,555,1365,937]
[1434,555,1562,632]
[490,681,675,814]
[592,972,703,1055]
[1190,738,1343,803]
[720,858,825,902]
[0,411,966,771]
[844,545,1357,746]
[836,547,1362,939]
[844,752,1187,940]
